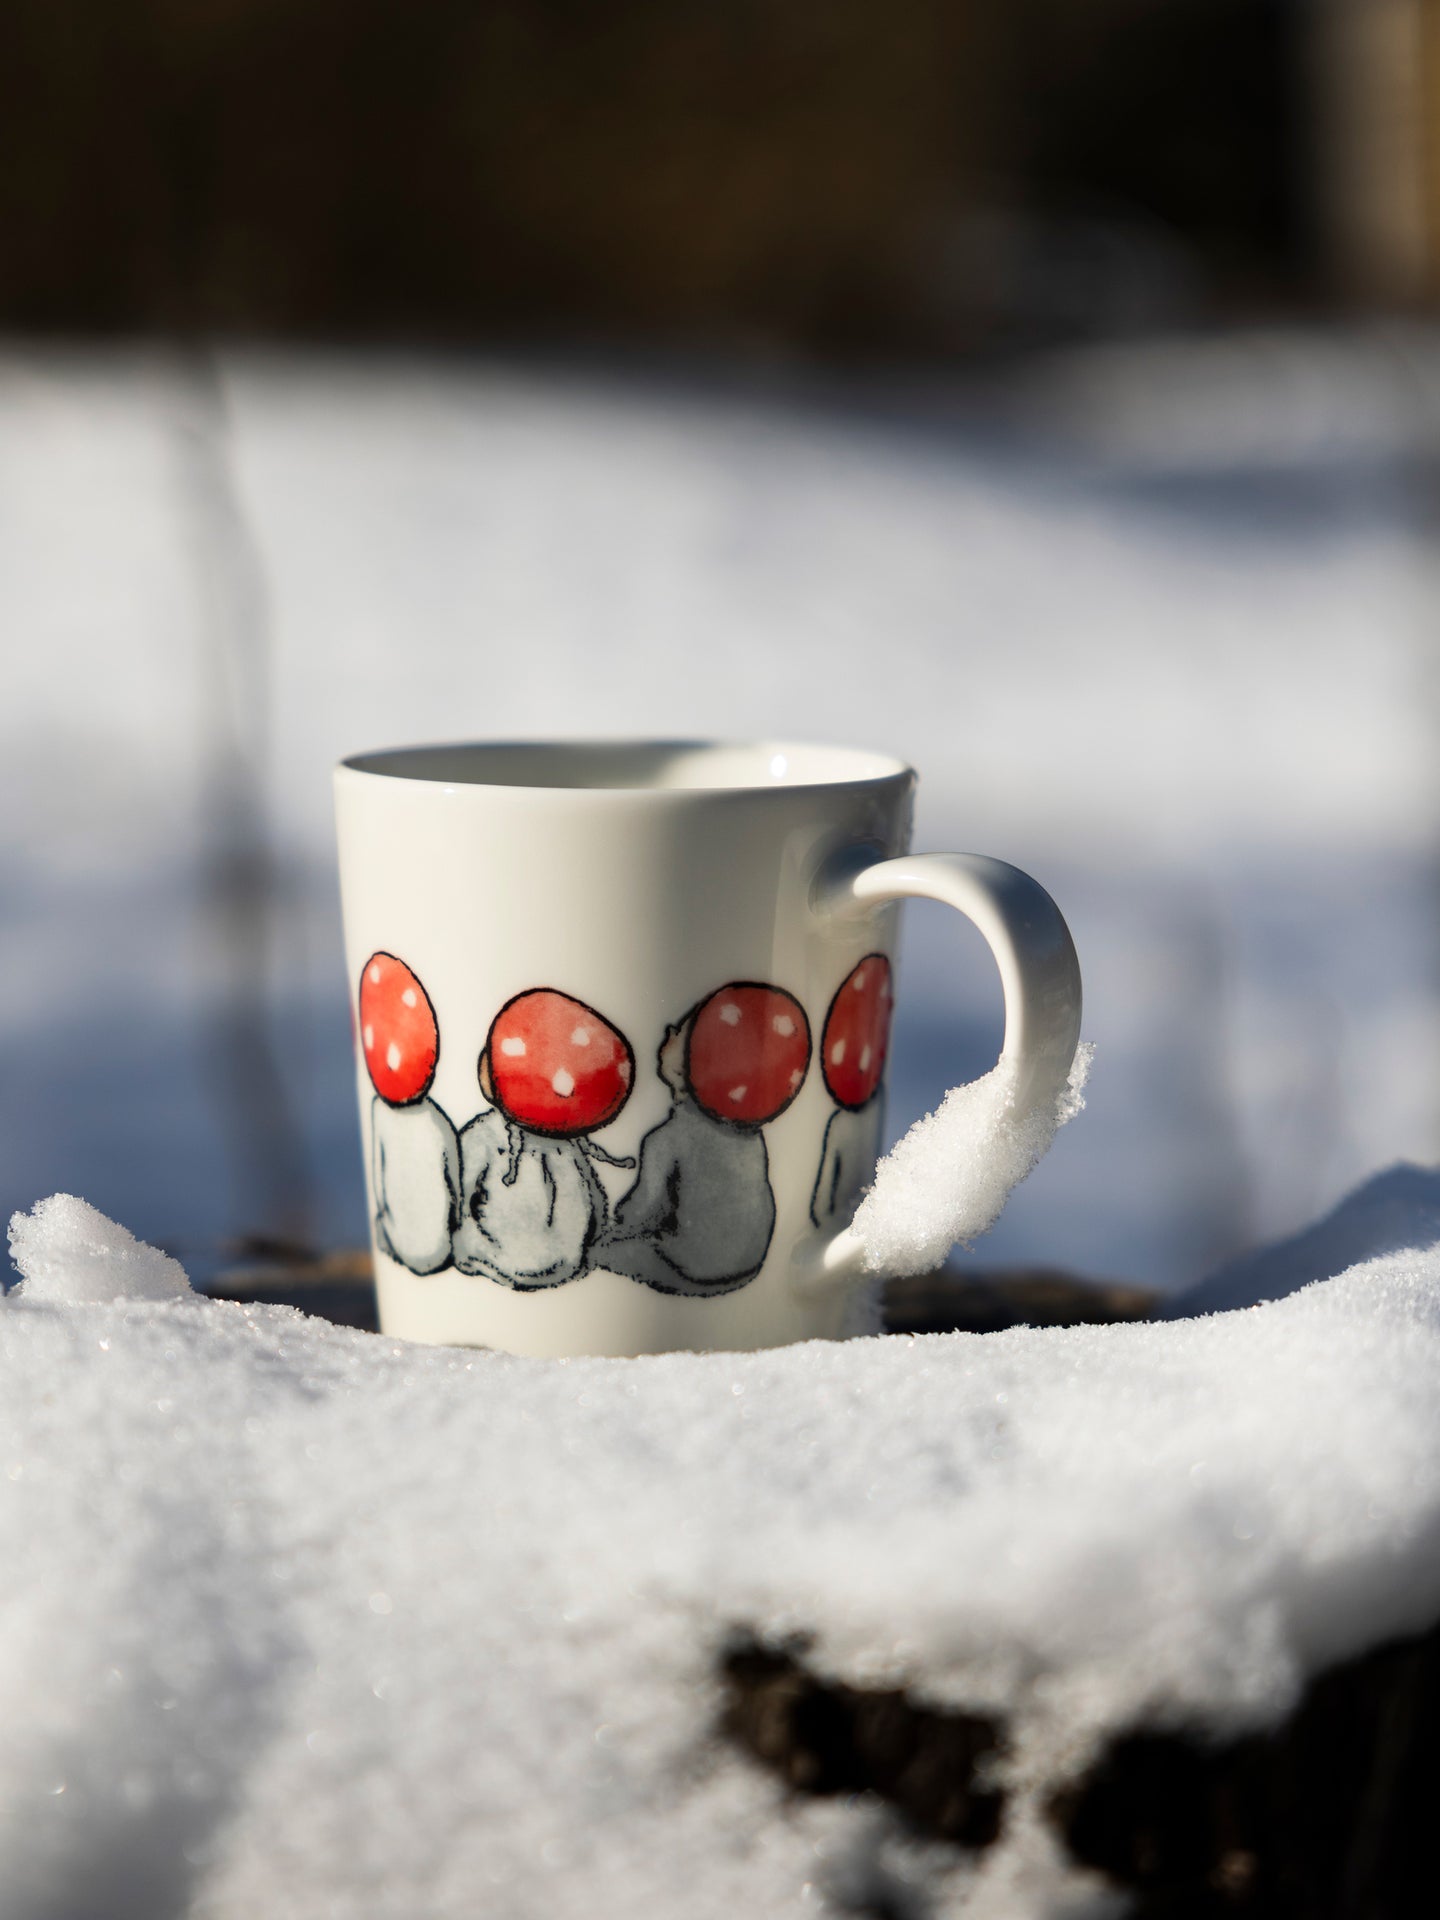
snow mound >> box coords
[6,1193,191,1304]
[2,1180,1440,1917]
[855,1043,1093,1276]
[1168,1161,1440,1317]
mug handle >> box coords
[811,849,1083,1284]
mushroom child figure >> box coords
[452,989,635,1289]
[810,954,892,1230]
[596,982,811,1297]
[360,952,461,1276]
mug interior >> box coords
[341,740,909,793]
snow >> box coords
[5,1176,1440,1917]
[1165,1160,1440,1318]
[6,1193,192,1304]
[855,1044,1094,1276]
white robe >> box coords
[372,1096,461,1276]
[810,1100,884,1231]
[452,1109,609,1289]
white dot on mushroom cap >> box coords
[729,1085,748,1102]
[369,965,382,986]
[363,1025,374,1052]
[571,1027,591,1047]
[831,1040,846,1064]
[386,1043,402,1073]
[618,1061,631,1083]
[789,1068,802,1088]
[401,987,418,1009]
[860,1045,872,1071]
[552,1068,576,1097]
[853,970,867,991]
[773,1014,794,1037]
[500,1037,527,1057]
[719,1003,742,1026]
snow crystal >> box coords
[2,1176,1439,1916]
[6,1193,191,1304]
[853,1043,1094,1276]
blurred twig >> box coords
[171,348,314,1247]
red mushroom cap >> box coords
[821,954,892,1109]
[487,989,634,1136]
[686,983,811,1126]
[360,952,440,1106]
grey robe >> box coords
[597,1097,774,1296]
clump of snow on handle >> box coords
[7,1194,191,1303]
[854,1042,1094,1275]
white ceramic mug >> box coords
[334,741,1081,1357]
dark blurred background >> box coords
[2,0,1438,1294]
[2,0,1433,346]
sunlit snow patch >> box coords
[6,1193,191,1304]
[0,1173,1438,1920]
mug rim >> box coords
[337,738,913,798]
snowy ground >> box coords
[3,334,1440,1286]
[6,1176,1440,1919]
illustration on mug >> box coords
[452,989,637,1289]
[810,955,892,1230]
[360,952,460,1275]
[595,982,811,1296]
